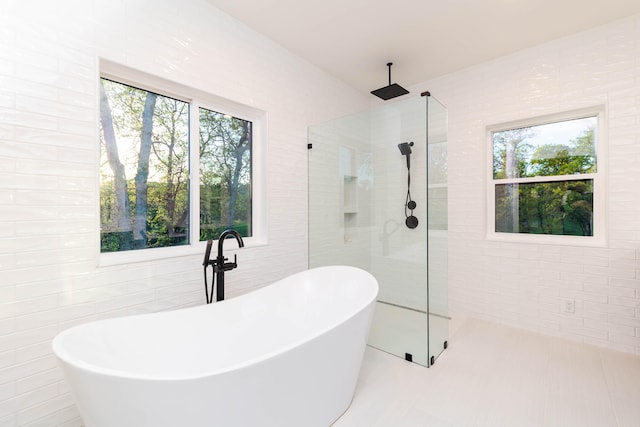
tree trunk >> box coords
[100,81,132,248]
[133,92,157,248]
[227,122,251,228]
[164,131,178,236]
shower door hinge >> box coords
[307,143,312,149]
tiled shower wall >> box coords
[0,0,368,425]
[413,14,640,354]
[368,100,430,312]
[309,100,433,312]
[308,111,372,272]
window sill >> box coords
[485,232,606,248]
[98,237,266,267]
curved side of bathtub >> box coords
[52,266,378,427]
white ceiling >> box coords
[205,0,640,96]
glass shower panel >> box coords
[366,96,429,365]
[309,94,447,368]
[427,96,449,365]
[308,111,372,272]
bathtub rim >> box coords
[52,265,378,381]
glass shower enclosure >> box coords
[308,93,448,366]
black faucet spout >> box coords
[217,229,245,257]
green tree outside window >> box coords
[492,116,597,237]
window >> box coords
[487,108,605,243]
[199,108,252,241]
[100,79,191,252]
[98,62,265,259]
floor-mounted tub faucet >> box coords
[203,229,245,304]
[214,229,245,302]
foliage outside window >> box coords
[490,114,599,237]
[199,108,252,241]
[99,78,252,253]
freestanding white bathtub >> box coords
[52,265,378,427]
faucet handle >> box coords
[226,254,238,267]
[219,254,239,271]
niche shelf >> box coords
[343,175,358,244]
[343,175,358,213]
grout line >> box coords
[597,347,622,427]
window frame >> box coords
[98,60,268,266]
[485,107,606,246]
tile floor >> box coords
[333,318,640,427]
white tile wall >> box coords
[3,1,640,424]
[409,14,640,356]
[0,0,368,425]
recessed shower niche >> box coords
[309,93,448,367]
[343,177,357,243]
[340,146,358,243]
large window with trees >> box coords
[488,108,605,242]
[99,65,263,257]
[100,79,191,252]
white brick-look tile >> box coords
[3,1,640,425]
[0,0,369,425]
[409,14,640,356]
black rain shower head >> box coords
[371,63,410,100]
[371,83,409,100]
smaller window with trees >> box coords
[488,108,605,242]
[199,108,252,241]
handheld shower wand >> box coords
[398,142,418,229]
[398,141,413,169]
[203,239,215,304]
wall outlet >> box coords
[563,299,575,314]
